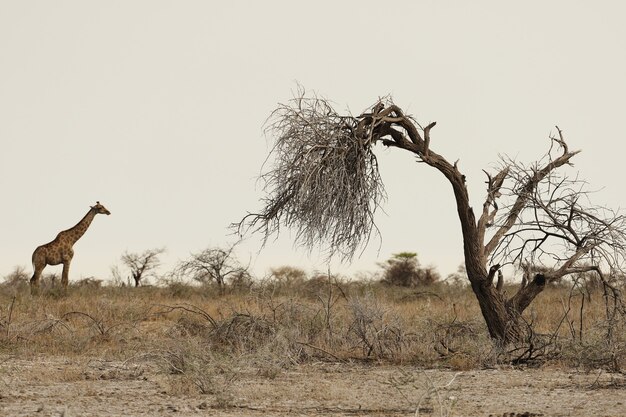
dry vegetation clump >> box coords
[235,90,387,261]
[1,276,624,394]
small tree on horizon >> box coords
[380,252,439,287]
[269,265,308,286]
[118,247,165,287]
[174,243,250,294]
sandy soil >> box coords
[1,356,625,417]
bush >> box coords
[269,266,307,287]
[380,253,440,287]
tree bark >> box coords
[472,280,520,343]
[465,271,548,343]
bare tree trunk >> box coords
[426,131,523,342]
[470,277,523,343]
[377,111,534,343]
[474,285,515,342]
[467,266,548,343]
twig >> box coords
[62,311,107,335]
[5,296,16,339]
[295,341,344,362]
[151,303,217,328]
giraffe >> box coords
[30,201,111,293]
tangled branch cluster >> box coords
[490,151,626,279]
[237,91,386,260]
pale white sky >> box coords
[1,1,625,283]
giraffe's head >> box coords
[91,201,111,215]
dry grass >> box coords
[1,277,624,395]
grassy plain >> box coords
[0,277,625,416]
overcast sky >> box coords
[1,1,625,283]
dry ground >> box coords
[1,281,625,416]
[1,356,625,417]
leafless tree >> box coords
[175,243,250,294]
[235,88,626,343]
[119,247,165,287]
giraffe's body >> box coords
[30,202,111,293]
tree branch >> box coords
[478,166,510,245]
[485,134,581,257]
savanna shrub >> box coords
[380,252,440,287]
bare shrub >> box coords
[228,270,254,292]
[3,266,29,286]
[72,277,102,289]
[431,316,488,370]
[385,369,461,417]
[1,266,30,297]
[161,280,199,299]
[347,294,405,360]
[212,313,276,352]
[157,337,238,398]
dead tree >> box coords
[174,243,250,294]
[120,247,165,287]
[235,89,626,344]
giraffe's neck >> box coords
[63,208,97,245]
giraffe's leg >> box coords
[30,265,44,295]
[61,260,71,291]
[30,248,45,295]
